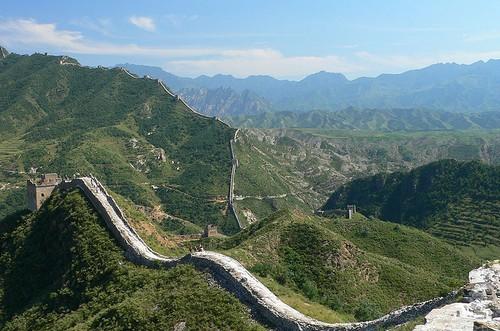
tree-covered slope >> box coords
[0,190,264,331]
[322,160,500,255]
[210,210,479,322]
[227,108,500,131]
[0,49,238,234]
[232,128,500,225]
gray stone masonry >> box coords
[56,176,462,330]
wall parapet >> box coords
[57,177,461,330]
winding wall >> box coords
[57,176,461,331]
[229,128,243,229]
[55,62,458,329]
[91,66,241,229]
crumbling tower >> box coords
[347,204,357,219]
[203,224,219,237]
[27,173,62,211]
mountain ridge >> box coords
[122,60,500,114]
[0,49,238,235]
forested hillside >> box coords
[322,160,500,258]
[232,128,500,225]
[0,190,264,330]
[209,210,479,322]
[0,49,238,234]
[227,108,500,131]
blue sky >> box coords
[2,0,500,79]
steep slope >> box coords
[178,87,273,116]
[322,160,500,257]
[117,64,273,116]
[0,49,238,234]
[232,128,500,225]
[123,60,500,113]
[0,190,264,331]
[212,210,479,322]
[227,108,500,131]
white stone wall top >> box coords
[414,261,500,331]
[59,176,465,331]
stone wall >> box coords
[123,68,240,229]
[57,176,462,331]
[229,128,243,229]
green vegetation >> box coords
[0,51,237,234]
[0,190,264,331]
[212,210,479,322]
[388,317,425,331]
[323,160,500,258]
[232,128,500,223]
[227,108,500,131]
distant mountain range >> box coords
[226,108,500,130]
[122,60,500,116]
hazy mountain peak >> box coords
[301,70,348,84]
[123,59,500,113]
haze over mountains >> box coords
[2,39,500,329]
[123,60,500,116]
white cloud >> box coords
[165,50,363,78]
[463,31,500,43]
[129,16,155,32]
[70,17,114,37]
[0,18,231,57]
[165,14,198,28]
[0,19,85,50]
[2,18,500,79]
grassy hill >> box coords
[322,160,500,258]
[0,49,238,234]
[232,128,500,225]
[0,189,264,331]
[207,210,479,322]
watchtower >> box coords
[347,204,357,219]
[203,224,219,238]
[27,173,62,211]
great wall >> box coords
[53,175,463,331]
[60,59,243,230]
[54,57,492,329]
[119,66,243,229]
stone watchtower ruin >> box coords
[27,173,62,211]
[203,224,219,238]
[347,204,357,219]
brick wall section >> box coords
[57,176,461,331]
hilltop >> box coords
[0,48,238,235]
[209,210,479,322]
[0,190,264,330]
[322,160,500,258]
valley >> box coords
[232,128,500,225]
